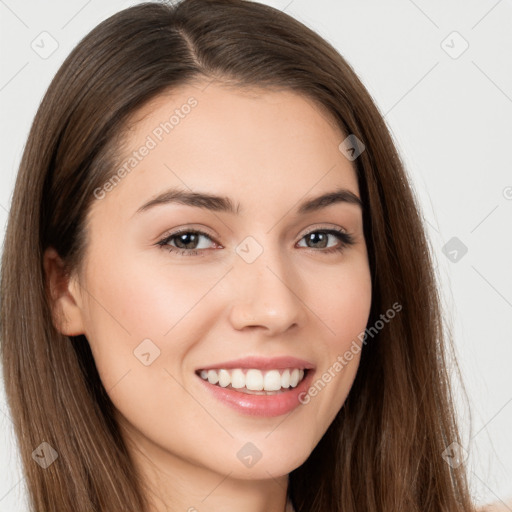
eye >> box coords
[297,228,355,254]
[156,229,218,257]
[156,227,355,257]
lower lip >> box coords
[196,370,315,417]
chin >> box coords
[225,442,313,481]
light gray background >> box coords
[1,0,511,510]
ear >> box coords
[43,247,86,336]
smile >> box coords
[197,368,307,394]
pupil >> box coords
[177,233,197,249]
[173,232,329,250]
[309,232,327,248]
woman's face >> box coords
[55,81,372,486]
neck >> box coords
[127,432,290,512]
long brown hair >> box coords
[1,1,476,510]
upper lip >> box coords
[196,356,315,372]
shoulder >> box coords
[478,499,512,512]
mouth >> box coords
[195,367,309,395]
[194,356,316,417]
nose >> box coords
[227,240,306,335]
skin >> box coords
[44,80,372,512]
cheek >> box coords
[313,259,372,345]
[78,253,211,455]
[79,248,229,397]
[300,261,371,420]
[83,249,218,345]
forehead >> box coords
[91,81,360,221]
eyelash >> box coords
[156,227,355,257]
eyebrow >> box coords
[135,186,363,216]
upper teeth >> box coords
[199,368,305,391]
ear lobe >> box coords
[43,247,86,336]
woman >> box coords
[0,0,481,510]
